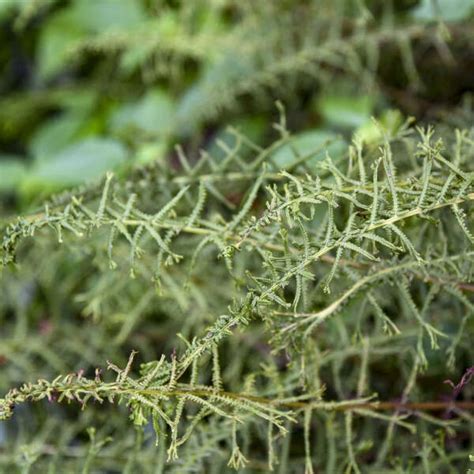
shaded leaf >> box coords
[30,138,127,186]
[412,0,474,22]
[110,90,176,138]
[0,157,26,191]
[318,94,373,129]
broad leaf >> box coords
[30,138,127,186]
[412,0,474,22]
[0,157,26,191]
[110,90,175,138]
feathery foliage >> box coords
[2,117,474,471]
[1,0,474,472]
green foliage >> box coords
[1,0,474,472]
[1,117,474,471]
[412,0,474,22]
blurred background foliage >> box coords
[1,0,474,209]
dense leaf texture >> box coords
[1,122,474,472]
[1,0,474,472]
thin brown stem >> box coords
[138,387,474,412]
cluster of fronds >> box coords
[1,115,474,471]
[64,0,470,112]
[1,0,474,471]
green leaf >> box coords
[110,90,176,138]
[0,157,27,192]
[135,143,168,165]
[412,0,474,22]
[29,138,127,186]
[37,0,145,79]
[271,131,346,170]
[0,0,19,21]
[70,0,145,32]
[317,94,374,129]
[36,11,85,79]
[29,114,85,162]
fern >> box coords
[1,1,474,470]
[1,118,474,472]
